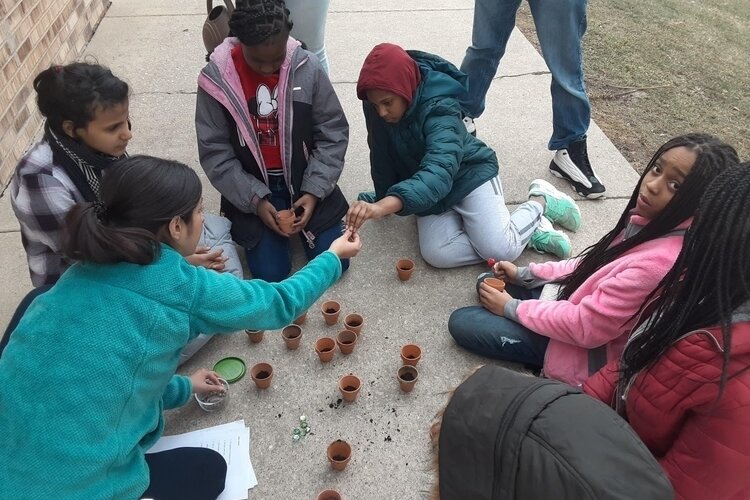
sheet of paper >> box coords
[147,420,256,499]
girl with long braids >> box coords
[584,163,750,499]
[449,134,739,385]
[0,155,361,499]
[196,0,350,282]
[10,62,241,364]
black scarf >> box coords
[44,122,124,202]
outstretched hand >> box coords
[329,228,363,259]
[190,369,224,395]
[345,200,384,232]
[187,246,228,271]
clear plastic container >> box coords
[194,378,229,412]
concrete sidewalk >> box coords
[0,1,638,498]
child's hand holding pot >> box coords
[493,261,518,283]
[478,282,513,316]
[190,369,224,395]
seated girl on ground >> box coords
[584,162,750,500]
[0,155,361,500]
[10,62,239,363]
[449,134,738,385]
[196,0,350,282]
[346,43,580,267]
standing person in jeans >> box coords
[285,0,331,74]
[460,0,606,199]
[196,0,349,282]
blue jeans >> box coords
[245,175,349,282]
[460,0,591,150]
[449,282,549,368]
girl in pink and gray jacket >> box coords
[449,134,738,386]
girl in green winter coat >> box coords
[346,43,581,268]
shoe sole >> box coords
[549,168,606,199]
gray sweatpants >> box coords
[417,177,542,268]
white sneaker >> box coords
[462,116,476,136]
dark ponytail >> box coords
[63,155,202,265]
[34,62,129,133]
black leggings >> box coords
[143,447,227,500]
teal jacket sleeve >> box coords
[386,102,464,215]
[187,250,342,335]
[162,375,192,410]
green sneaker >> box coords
[529,179,581,232]
[528,216,572,259]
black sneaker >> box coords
[549,138,606,199]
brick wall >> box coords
[0,0,109,187]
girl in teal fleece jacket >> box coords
[0,155,361,500]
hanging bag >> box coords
[202,0,235,58]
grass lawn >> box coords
[517,0,749,172]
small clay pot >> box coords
[336,330,358,355]
[293,311,307,326]
[321,300,341,326]
[397,365,419,393]
[315,337,336,363]
[483,277,506,292]
[327,439,352,471]
[250,363,273,389]
[276,209,295,234]
[245,329,264,344]
[396,258,415,281]
[282,324,303,350]
[400,344,422,367]
[338,374,361,402]
[316,490,342,500]
[343,313,364,336]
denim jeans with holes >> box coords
[449,281,549,368]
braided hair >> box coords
[618,162,750,400]
[229,0,293,46]
[557,133,739,301]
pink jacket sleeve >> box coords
[528,257,580,282]
[516,263,656,348]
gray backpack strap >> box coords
[588,345,608,375]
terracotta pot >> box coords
[315,337,336,363]
[321,300,341,326]
[316,490,342,500]
[483,277,506,292]
[397,365,419,393]
[327,439,352,471]
[245,329,264,344]
[293,311,307,326]
[336,330,358,355]
[338,374,361,402]
[282,324,303,350]
[250,363,273,389]
[396,258,415,281]
[276,209,295,234]
[343,313,364,336]
[400,344,422,367]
